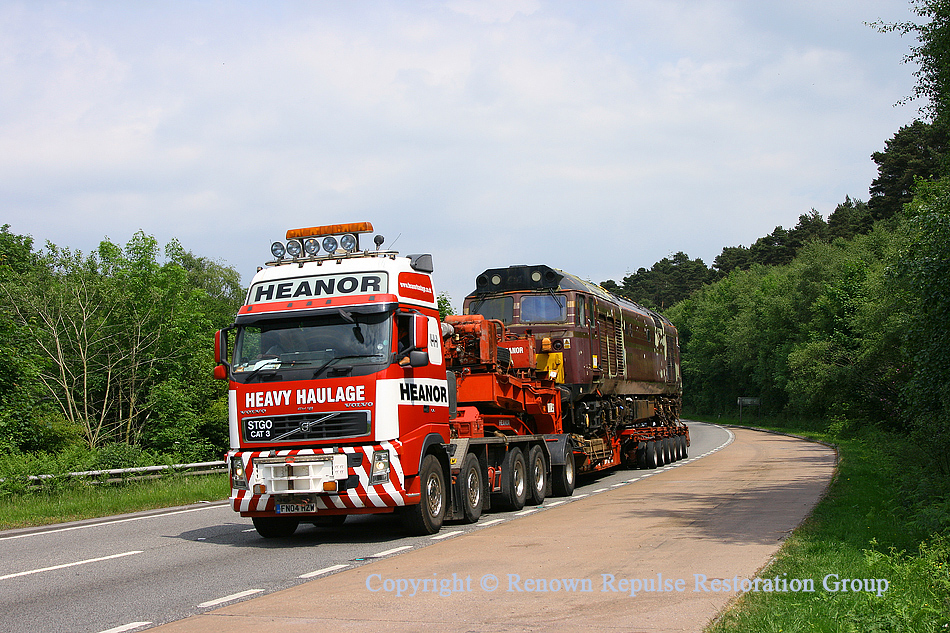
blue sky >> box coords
[0,0,923,308]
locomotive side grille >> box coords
[597,314,610,375]
[614,319,625,377]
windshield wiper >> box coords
[312,354,379,378]
[242,358,281,383]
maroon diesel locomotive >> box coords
[463,264,684,468]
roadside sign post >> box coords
[737,397,760,424]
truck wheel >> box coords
[496,447,527,511]
[402,454,446,535]
[526,445,546,506]
[252,516,299,538]
[551,449,575,497]
[459,453,483,524]
[644,441,656,468]
[655,440,666,467]
[675,436,684,460]
[681,435,689,458]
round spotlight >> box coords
[476,274,488,288]
[322,236,338,253]
[340,233,358,252]
[491,275,502,286]
[303,238,319,255]
[271,241,286,259]
[531,271,542,283]
[286,239,302,258]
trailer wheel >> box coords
[401,454,446,535]
[655,440,666,467]
[496,447,527,511]
[459,453,483,524]
[675,436,684,460]
[664,437,674,464]
[252,516,299,538]
[551,449,575,497]
[526,445,547,506]
[681,435,689,458]
[636,442,648,469]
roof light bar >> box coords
[286,222,374,240]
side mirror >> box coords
[213,330,229,380]
[408,349,429,368]
[411,314,429,350]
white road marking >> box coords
[198,589,264,608]
[372,545,413,557]
[544,500,567,507]
[476,519,505,527]
[430,530,463,540]
[514,508,538,516]
[0,505,222,541]
[0,550,143,581]
[96,622,152,633]
[299,564,349,579]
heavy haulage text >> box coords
[365,573,890,598]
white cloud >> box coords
[0,0,920,308]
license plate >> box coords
[276,503,316,514]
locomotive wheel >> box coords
[401,454,446,535]
[458,453,484,524]
[252,516,299,538]
[526,445,547,506]
[551,449,576,496]
[496,447,528,511]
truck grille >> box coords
[242,411,371,443]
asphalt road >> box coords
[0,422,737,633]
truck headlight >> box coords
[230,456,249,490]
[369,450,390,485]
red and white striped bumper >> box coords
[229,441,407,515]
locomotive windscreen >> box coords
[520,294,567,323]
[469,296,513,324]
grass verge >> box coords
[0,473,229,531]
[692,414,950,632]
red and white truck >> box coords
[215,222,687,537]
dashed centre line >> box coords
[0,550,143,581]
[299,564,349,579]
[198,589,264,608]
[96,623,152,633]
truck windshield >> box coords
[231,310,391,382]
